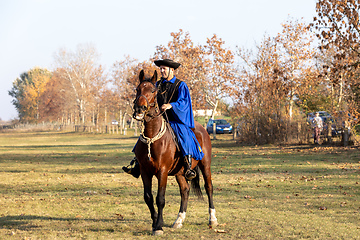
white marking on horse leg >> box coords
[209,208,218,227]
[152,230,163,235]
[172,212,186,229]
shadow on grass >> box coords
[0,143,132,151]
[0,215,137,230]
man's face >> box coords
[160,66,173,79]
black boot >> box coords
[122,157,140,178]
[184,155,196,180]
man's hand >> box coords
[161,104,172,111]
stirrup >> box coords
[184,155,196,180]
[122,157,140,178]
[185,169,196,181]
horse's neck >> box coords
[143,116,163,138]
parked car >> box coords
[111,120,119,125]
[307,111,332,124]
[206,119,233,134]
[307,111,337,136]
[306,111,357,137]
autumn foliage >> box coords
[9,1,360,144]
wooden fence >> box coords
[73,124,138,135]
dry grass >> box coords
[0,131,359,239]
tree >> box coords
[204,34,236,119]
[312,0,360,119]
[9,72,28,120]
[233,18,318,144]
[25,68,52,121]
[110,56,139,124]
[8,67,51,122]
[276,18,316,121]
[53,44,105,124]
[236,35,289,144]
[39,69,70,122]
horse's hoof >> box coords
[172,222,183,229]
[152,230,164,236]
[210,219,218,227]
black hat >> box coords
[154,59,181,69]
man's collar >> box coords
[162,76,176,84]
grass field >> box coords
[0,131,359,239]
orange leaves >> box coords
[314,0,360,58]
[154,30,236,112]
[14,67,52,122]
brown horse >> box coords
[132,70,218,235]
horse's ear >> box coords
[139,70,145,82]
[151,70,157,84]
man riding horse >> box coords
[123,59,203,180]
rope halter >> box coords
[139,117,167,160]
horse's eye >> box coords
[152,88,156,93]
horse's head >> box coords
[133,70,159,121]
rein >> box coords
[139,117,167,160]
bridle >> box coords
[133,94,156,111]
[133,81,162,122]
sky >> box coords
[0,0,317,121]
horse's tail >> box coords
[191,166,204,200]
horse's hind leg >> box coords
[198,161,218,227]
[141,173,157,229]
[172,174,190,229]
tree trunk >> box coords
[104,106,107,125]
[210,99,219,119]
[289,98,294,122]
[337,75,344,109]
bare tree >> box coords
[54,44,103,124]
[204,34,236,119]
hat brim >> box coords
[154,59,181,69]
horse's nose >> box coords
[133,105,148,120]
[133,105,147,115]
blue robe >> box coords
[164,77,204,160]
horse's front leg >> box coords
[153,171,168,235]
[172,174,190,229]
[141,173,157,229]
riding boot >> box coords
[184,155,196,180]
[122,157,140,178]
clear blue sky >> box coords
[0,0,317,121]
